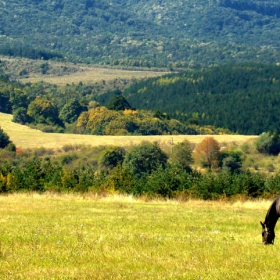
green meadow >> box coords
[0,194,279,279]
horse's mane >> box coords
[265,196,280,228]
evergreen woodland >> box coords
[123,64,280,135]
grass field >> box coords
[0,113,257,150]
[20,67,165,86]
[1,56,166,86]
[0,193,278,279]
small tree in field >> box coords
[194,137,221,169]
[170,140,193,171]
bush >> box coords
[98,146,125,170]
[255,132,280,155]
[0,127,14,149]
[122,143,168,179]
[145,163,192,198]
[5,143,16,152]
[100,164,136,194]
[220,148,243,173]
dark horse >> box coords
[260,196,280,245]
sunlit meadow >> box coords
[0,112,256,150]
[0,193,279,279]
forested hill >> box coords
[1,0,280,67]
[122,64,280,135]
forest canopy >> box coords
[123,64,280,135]
[1,0,280,67]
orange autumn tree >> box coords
[194,137,221,169]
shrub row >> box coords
[1,156,279,199]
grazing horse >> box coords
[260,196,280,245]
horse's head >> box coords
[260,221,275,245]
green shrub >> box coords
[255,132,280,155]
[0,127,13,149]
[122,143,168,179]
[99,164,136,194]
[145,163,191,198]
[98,146,125,170]
[170,140,193,171]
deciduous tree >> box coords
[27,96,61,125]
[255,132,280,155]
[170,140,193,171]
[122,143,168,178]
[194,137,221,169]
[59,99,85,123]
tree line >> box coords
[1,127,280,199]
[0,42,63,61]
[0,65,230,136]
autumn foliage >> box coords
[75,106,199,135]
[193,137,221,169]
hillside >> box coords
[0,56,165,85]
[122,64,280,135]
[1,60,280,135]
[0,61,234,136]
[1,0,280,67]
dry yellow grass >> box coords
[0,112,257,150]
[1,56,166,86]
[21,65,166,86]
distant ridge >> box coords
[1,0,280,66]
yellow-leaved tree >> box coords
[193,137,221,169]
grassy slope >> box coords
[0,112,257,150]
[1,56,166,86]
[20,66,166,86]
[0,193,278,279]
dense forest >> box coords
[123,64,280,135]
[1,0,280,67]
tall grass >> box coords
[0,193,279,279]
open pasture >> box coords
[0,113,257,150]
[0,194,278,279]
[6,59,167,86]
[19,67,165,86]
[0,56,166,86]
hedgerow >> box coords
[1,153,280,200]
